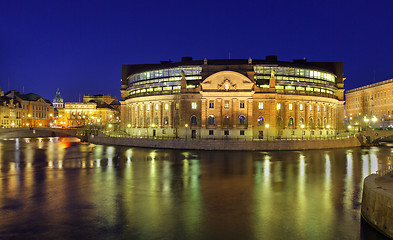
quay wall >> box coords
[88,135,361,151]
[0,128,76,138]
[362,175,393,239]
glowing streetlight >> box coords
[265,124,269,141]
[185,124,188,139]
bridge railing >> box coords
[376,165,393,176]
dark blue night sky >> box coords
[1,0,393,102]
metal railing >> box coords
[376,165,393,176]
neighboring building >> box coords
[5,90,54,127]
[52,89,64,126]
[58,94,119,127]
[0,88,22,128]
[346,78,393,129]
[120,56,345,139]
[53,89,64,109]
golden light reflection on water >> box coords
[1,140,393,239]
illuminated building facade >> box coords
[0,96,22,128]
[5,90,54,127]
[58,95,119,127]
[346,78,393,129]
[121,56,345,139]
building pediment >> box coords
[201,71,254,91]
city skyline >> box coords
[1,0,393,102]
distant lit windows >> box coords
[140,105,143,111]
[277,103,281,110]
[191,102,197,109]
[309,105,312,111]
[300,104,304,111]
[289,104,292,110]
[147,105,151,111]
[258,102,263,110]
[155,104,159,111]
[317,105,320,112]
[164,116,169,125]
[165,103,169,110]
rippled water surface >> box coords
[0,137,391,239]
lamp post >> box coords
[265,124,269,141]
[185,124,188,139]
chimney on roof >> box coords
[181,56,192,62]
[265,55,277,62]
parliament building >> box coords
[120,56,345,139]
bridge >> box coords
[0,127,77,139]
[359,128,393,143]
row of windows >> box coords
[130,114,331,129]
[128,66,202,84]
[131,101,331,112]
[254,66,336,82]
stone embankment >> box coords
[88,135,361,151]
[0,128,76,138]
[362,174,393,239]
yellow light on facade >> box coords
[28,114,31,117]
[185,124,188,128]
[127,124,131,128]
[152,124,155,128]
[348,125,352,129]
[108,124,112,128]
[326,125,330,129]
[372,116,377,122]
[301,124,305,129]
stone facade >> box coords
[346,78,393,129]
[121,57,345,139]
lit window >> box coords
[324,106,326,112]
[147,105,150,111]
[309,105,312,111]
[155,104,159,110]
[165,103,169,110]
[258,102,263,110]
[141,105,143,111]
[289,104,292,110]
[277,103,281,110]
[191,102,197,109]
[317,105,320,112]
[300,104,303,111]
[224,101,230,109]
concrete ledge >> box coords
[88,135,361,151]
[361,174,393,239]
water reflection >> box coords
[0,138,390,239]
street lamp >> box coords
[265,124,269,141]
[185,124,188,139]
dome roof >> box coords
[53,89,63,103]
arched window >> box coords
[277,116,282,127]
[154,117,159,125]
[309,117,313,128]
[257,116,264,126]
[238,115,246,125]
[164,116,169,125]
[190,115,197,126]
[299,117,304,127]
[317,118,321,127]
[208,115,215,125]
[288,117,294,127]
[223,116,230,126]
[146,117,150,126]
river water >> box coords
[0,137,391,240]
